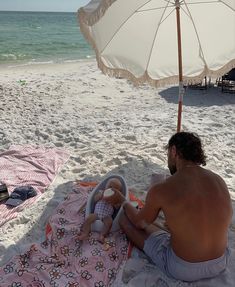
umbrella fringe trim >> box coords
[77,0,117,26]
[97,58,235,88]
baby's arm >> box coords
[94,190,103,202]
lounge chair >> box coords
[221,68,235,93]
[187,76,210,90]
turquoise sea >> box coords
[0,11,94,65]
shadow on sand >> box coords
[159,86,235,107]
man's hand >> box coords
[103,188,126,207]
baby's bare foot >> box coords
[77,231,89,241]
[98,234,105,243]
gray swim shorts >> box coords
[143,231,230,282]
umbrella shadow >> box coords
[0,157,167,266]
[159,86,235,107]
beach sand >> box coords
[0,60,234,279]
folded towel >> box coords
[0,145,69,226]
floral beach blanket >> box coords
[0,182,128,286]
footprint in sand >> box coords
[72,168,86,174]
[54,142,63,147]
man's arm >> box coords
[123,187,162,229]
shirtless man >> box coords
[106,132,232,282]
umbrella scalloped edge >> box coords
[77,1,235,88]
[96,58,235,88]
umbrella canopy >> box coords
[78,0,235,131]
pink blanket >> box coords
[0,183,128,286]
[0,145,69,227]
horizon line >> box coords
[0,10,78,13]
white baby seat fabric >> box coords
[85,174,129,232]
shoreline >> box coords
[0,56,95,70]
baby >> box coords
[77,178,122,243]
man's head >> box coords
[166,132,206,175]
[105,178,122,192]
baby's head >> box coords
[105,178,122,192]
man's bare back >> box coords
[152,166,232,262]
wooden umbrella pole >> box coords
[176,0,183,132]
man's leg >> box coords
[119,212,162,250]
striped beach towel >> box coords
[0,145,69,227]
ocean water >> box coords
[0,11,94,65]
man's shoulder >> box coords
[201,167,227,184]
[148,178,173,196]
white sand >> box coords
[0,60,234,273]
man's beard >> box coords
[168,164,177,175]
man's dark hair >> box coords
[167,132,206,166]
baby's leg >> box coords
[99,216,113,243]
[77,213,97,240]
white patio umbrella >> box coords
[77,0,235,131]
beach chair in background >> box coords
[220,68,235,93]
[187,76,210,90]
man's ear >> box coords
[171,145,177,157]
